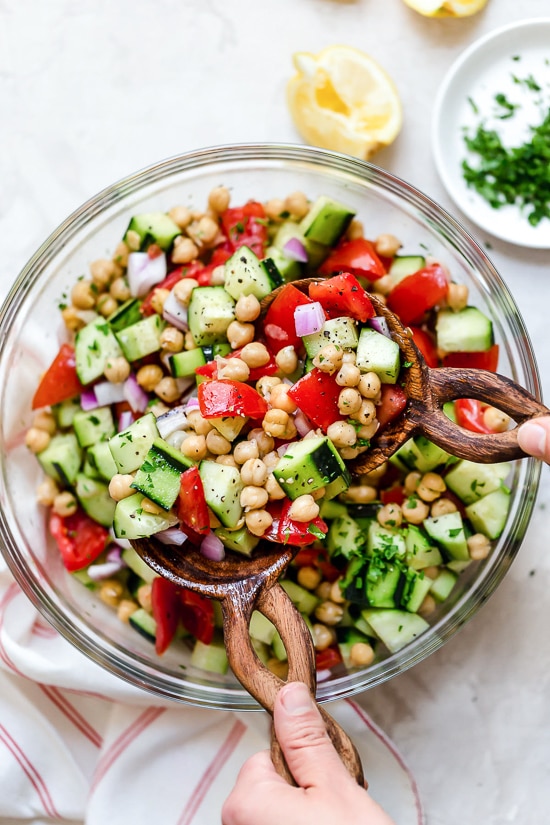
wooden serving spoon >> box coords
[260,278,549,475]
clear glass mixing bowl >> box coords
[0,144,541,709]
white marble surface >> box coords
[1,1,549,822]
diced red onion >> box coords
[294,409,314,438]
[369,316,392,339]
[94,380,127,406]
[87,546,127,581]
[200,531,225,561]
[294,302,325,337]
[277,442,291,457]
[123,373,150,413]
[107,545,124,564]
[283,237,308,263]
[162,289,189,331]
[127,251,167,297]
[80,388,99,411]
[75,309,99,325]
[176,376,195,396]
[316,669,332,683]
[185,397,200,411]
[157,407,189,439]
[155,527,188,546]
[118,409,135,431]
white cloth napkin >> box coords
[0,558,424,825]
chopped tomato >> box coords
[277,499,328,546]
[454,398,495,434]
[221,201,268,258]
[409,326,439,368]
[151,577,182,655]
[443,344,499,373]
[315,645,343,671]
[198,379,268,419]
[318,238,386,281]
[387,263,449,326]
[308,273,376,323]
[375,384,408,430]
[288,369,344,432]
[293,546,340,582]
[32,344,84,409]
[49,509,109,572]
[380,485,406,505]
[195,347,278,382]
[264,283,314,354]
[177,467,210,541]
[180,589,215,646]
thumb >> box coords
[518,417,550,462]
[273,681,346,789]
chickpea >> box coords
[112,241,129,268]
[284,191,309,218]
[61,305,86,331]
[262,408,290,439]
[262,450,280,471]
[90,258,117,288]
[312,623,337,651]
[205,429,232,456]
[267,658,289,679]
[373,274,393,296]
[184,330,196,350]
[71,279,96,309]
[312,343,344,374]
[233,439,260,464]
[311,486,326,501]
[171,237,199,264]
[314,601,344,626]
[186,409,213,435]
[108,473,135,501]
[358,372,381,399]
[245,509,273,537]
[275,346,299,375]
[357,421,379,441]
[110,277,131,302]
[238,342,269,369]
[418,594,437,618]
[240,458,268,487]
[141,498,164,515]
[288,495,319,522]
[416,472,446,503]
[483,406,511,433]
[96,293,119,318]
[315,581,333,601]
[104,356,131,384]
[52,491,77,517]
[209,265,225,286]
[149,287,170,315]
[337,387,362,416]
[137,583,153,612]
[269,383,297,414]
[447,282,469,312]
[346,219,364,240]
[336,362,361,388]
[351,399,377,427]
[172,277,199,306]
[297,566,322,591]
[326,420,357,448]
[217,357,250,382]
[264,198,286,221]
[330,579,347,604]
[430,498,457,518]
[99,579,124,608]
[125,230,141,251]
[235,293,261,323]
[226,320,255,349]
[208,186,231,214]
[423,566,441,580]
[468,533,492,561]
[181,434,208,461]
[343,484,377,503]
[36,476,59,507]
[247,428,275,456]
[117,599,139,623]
[216,455,238,468]
[136,364,164,392]
[265,473,286,500]
[240,485,269,510]
[404,471,422,494]
[168,205,192,229]
[401,495,430,525]
[377,502,403,529]
[25,427,50,453]
[154,376,181,403]
[160,327,185,353]
[256,375,281,400]
[33,410,57,435]
[339,446,360,460]
[194,215,219,246]
[374,233,402,258]
[349,642,375,668]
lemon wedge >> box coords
[287,46,403,160]
[403,0,488,17]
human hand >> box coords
[222,681,396,825]
[518,417,550,463]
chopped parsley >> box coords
[307,523,326,540]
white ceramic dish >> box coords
[432,18,550,248]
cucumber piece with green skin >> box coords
[361,609,429,653]
[129,607,157,642]
[131,438,193,510]
[265,245,302,283]
[367,521,406,559]
[337,627,374,669]
[75,473,116,527]
[299,196,356,247]
[72,406,116,449]
[400,568,432,613]
[365,564,403,609]
[273,221,328,270]
[388,255,426,286]
[107,298,143,332]
[214,525,259,557]
[429,569,458,602]
[394,436,453,473]
[271,629,287,662]
[280,580,320,616]
[199,461,243,528]
[121,547,158,584]
[113,492,178,540]
[273,436,351,501]
[249,611,277,645]
[169,347,206,378]
[37,432,82,487]
[223,245,281,301]
[190,634,229,674]
[87,439,118,481]
[326,514,365,559]
[187,286,236,347]
[436,306,494,353]
[355,327,401,384]
[445,459,512,505]
[405,524,443,570]
[75,317,124,386]
[303,317,359,358]
[53,398,81,429]
[115,314,165,362]
[465,488,510,540]
[319,499,348,520]
[109,412,160,474]
[423,511,469,561]
[124,212,181,251]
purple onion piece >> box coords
[294,302,325,338]
[94,380,127,407]
[118,410,134,432]
[127,251,167,298]
[200,531,225,561]
[123,373,150,413]
[162,290,189,331]
[155,527,188,546]
[80,388,99,411]
[282,237,308,263]
[368,316,392,339]
[294,409,314,438]
[156,407,189,439]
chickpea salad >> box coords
[28,185,513,677]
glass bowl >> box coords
[0,144,541,709]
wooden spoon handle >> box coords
[420,367,549,462]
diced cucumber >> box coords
[190,635,229,674]
[423,511,469,561]
[37,432,82,487]
[299,195,356,246]
[367,521,406,559]
[53,398,81,429]
[465,488,510,540]
[129,607,157,642]
[366,564,403,609]
[87,440,118,481]
[115,314,165,362]
[113,492,178,539]
[436,306,494,353]
[74,473,116,527]
[303,317,359,358]
[199,461,243,528]
[107,298,143,332]
[109,412,160,474]
[72,406,115,448]
[405,524,443,570]
[445,460,511,505]
[272,221,328,270]
[214,525,259,557]
[280,580,320,616]
[400,568,432,613]
[169,348,207,378]
[265,245,302,283]
[271,629,287,662]
[361,609,429,653]
[131,438,193,510]
[394,436,452,473]
[337,627,374,669]
[75,317,124,385]
[121,547,158,584]
[429,569,458,602]
[249,611,277,645]
[187,286,236,347]
[223,245,280,301]
[326,514,365,559]
[124,212,181,251]
[273,436,351,501]
[355,327,400,384]
[388,255,425,286]
[319,499,348,520]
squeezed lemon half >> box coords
[287,45,403,160]
[403,0,489,17]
